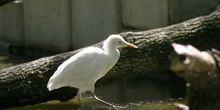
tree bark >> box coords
[0,3,220,109]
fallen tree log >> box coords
[0,3,220,109]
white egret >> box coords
[47,34,138,109]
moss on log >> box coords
[0,3,220,109]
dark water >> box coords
[0,55,186,110]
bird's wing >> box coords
[47,47,106,91]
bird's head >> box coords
[104,34,138,48]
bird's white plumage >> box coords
[47,47,119,93]
[47,34,139,93]
[47,34,137,108]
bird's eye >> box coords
[118,41,122,44]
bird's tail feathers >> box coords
[47,78,64,91]
[47,81,55,91]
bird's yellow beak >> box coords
[124,42,138,48]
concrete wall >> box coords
[23,0,72,52]
[0,3,24,46]
[122,0,169,30]
[169,0,220,24]
[0,0,219,53]
[71,0,122,49]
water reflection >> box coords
[95,74,186,104]
[5,74,186,110]
[1,55,186,110]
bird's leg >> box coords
[93,93,112,106]
[77,93,84,110]
[92,93,122,110]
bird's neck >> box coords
[103,43,119,56]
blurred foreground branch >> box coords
[171,43,220,110]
